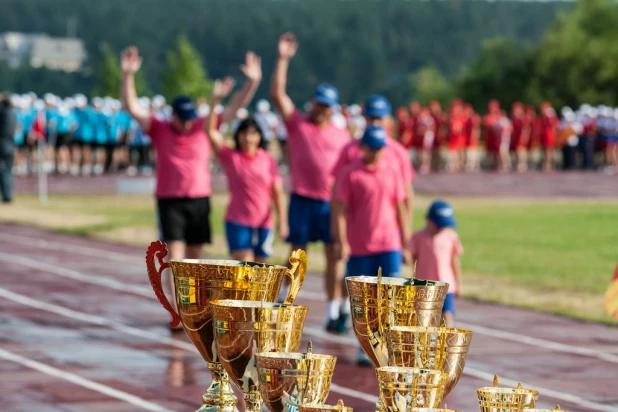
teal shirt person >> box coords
[21,108,37,143]
[56,109,77,135]
[108,111,131,144]
[73,107,96,143]
[13,109,25,146]
[93,110,111,145]
[45,107,59,137]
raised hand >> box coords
[120,46,142,74]
[240,51,262,83]
[212,77,236,100]
[278,32,298,60]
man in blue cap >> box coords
[120,46,262,328]
[271,32,351,314]
[332,125,411,365]
[410,199,463,328]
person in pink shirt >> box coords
[410,200,463,328]
[332,125,411,365]
[121,47,261,328]
[271,32,351,306]
[329,94,415,334]
[206,76,288,263]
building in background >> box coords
[0,32,86,72]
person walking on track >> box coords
[270,32,351,309]
[206,60,288,263]
[120,46,261,327]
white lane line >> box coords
[0,232,137,263]
[0,287,369,405]
[301,327,618,412]
[296,290,618,364]
[329,383,379,404]
[0,252,155,299]
[0,347,175,412]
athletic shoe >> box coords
[356,347,372,367]
[325,318,338,334]
[335,312,349,334]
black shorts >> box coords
[55,133,72,148]
[157,197,211,245]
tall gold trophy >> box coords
[477,376,539,411]
[145,241,306,411]
[210,299,308,411]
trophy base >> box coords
[199,362,239,412]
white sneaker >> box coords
[82,164,92,176]
[126,166,138,177]
[93,164,104,175]
[70,165,80,176]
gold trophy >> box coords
[477,376,539,411]
[345,274,450,367]
[376,367,447,410]
[145,241,306,411]
[386,326,472,398]
[211,299,308,412]
[255,342,336,412]
[412,408,459,412]
[299,400,353,412]
[523,407,568,412]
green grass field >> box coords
[2,194,616,324]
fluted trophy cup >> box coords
[299,400,353,412]
[386,326,473,399]
[211,299,308,412]
[477,376,539,411]
[376,367,447,411]
[255,341,336,412]
[145,241,306,411]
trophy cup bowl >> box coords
[477,376,539,411]
[300,400,353,412]
[145,241,307,411]
[376,367,447,410]
[345,276,450,368]
[211,299,308,412]
[255,343,336,412]
[386,326,472,398]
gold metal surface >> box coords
[255,342,336,412]
[146,241,307,411]
[376,367,447,410]
[300,400,353,412]
[477,376,539,411]
[211,300,308,412]
[386,326,472,398]
[523,407,568,412]
[411,408,460,412]
[345,276,450,368]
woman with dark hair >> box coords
[206,76,288,263]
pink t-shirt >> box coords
[218,146,282,228]
[286,110,350,200]
[410,228,463,293]
[331,137,415,184]
[334,159,407,256]
[148,116,211,199]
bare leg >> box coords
[543,149,553,172]
[516,149,528,172]
[420,149,431,174]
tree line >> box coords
[2,0,615,110]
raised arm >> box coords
[221,52,262,124]
[270,33,298,121]
[206,77,236,154]
[120,47,150,132]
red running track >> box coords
[0,223,617,412]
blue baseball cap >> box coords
[361,125,387,150]
[364,95,392,118]
[312,84,339,107]
[171,95,198,121]
[426,200,457,229]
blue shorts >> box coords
[225,221,274,258]
[346,251,402,278]
[443,293,456,315]
[287,194,331,246]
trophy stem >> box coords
[199,362,238,411]
[242,390,263,412]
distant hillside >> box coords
[0,0,572,104]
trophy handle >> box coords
[283,249,307,304]
[146,241,181,328]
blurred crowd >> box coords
[5,92,618,178]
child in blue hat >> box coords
[410,200,463,327]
